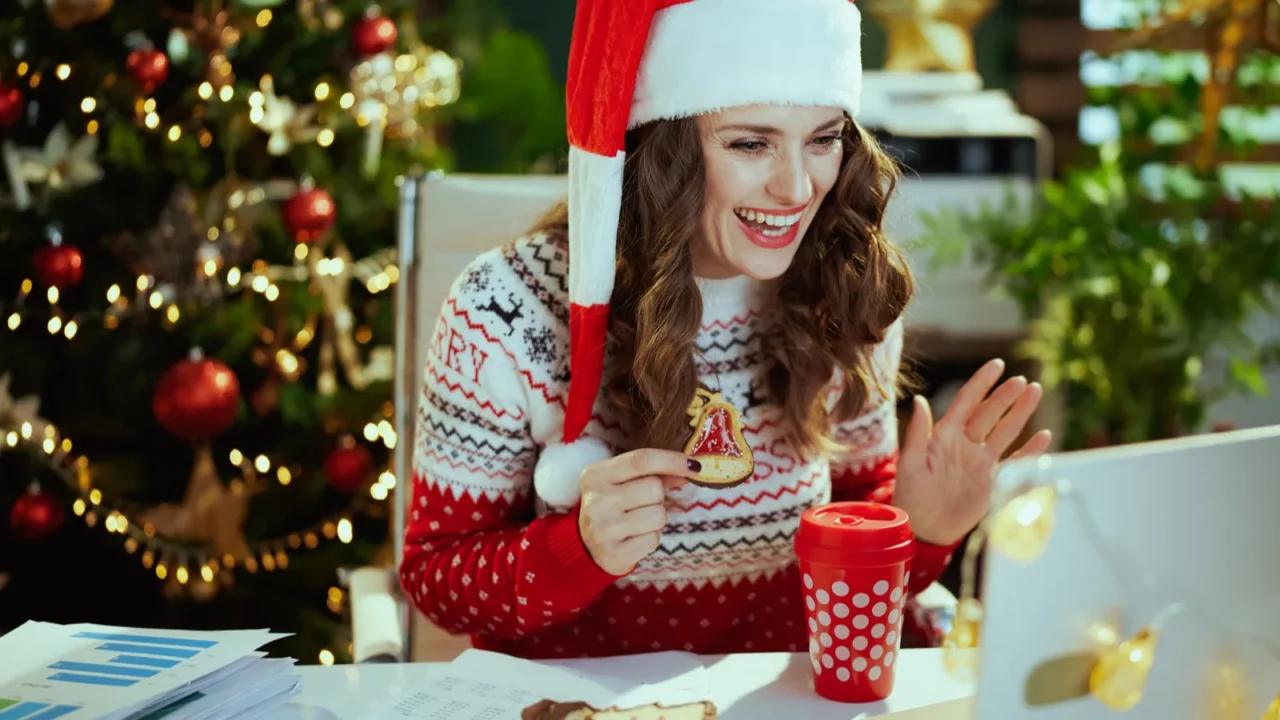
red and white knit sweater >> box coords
[399,233,957,659]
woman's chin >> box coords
[733,247,800,281]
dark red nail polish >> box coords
[687,458,702,472]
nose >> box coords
[766,149,813,207]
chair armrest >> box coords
[341,566,406,663]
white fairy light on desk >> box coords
[947,455,1280,717]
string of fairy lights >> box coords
[2,243,400,339]
[1,415,399,582]
[943,455,1280,718]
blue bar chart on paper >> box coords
[42,631,218,689]
[0,622,280,720]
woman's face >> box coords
[693,104,846,280]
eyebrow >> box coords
[716,117,845,135]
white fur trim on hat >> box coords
[533,436,614,509]
[630,0,864,128]
[567,146,626,307]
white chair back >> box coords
[393,172,568,661]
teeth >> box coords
[735,208,802,227]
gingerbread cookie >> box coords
[521,700,717,720]
[683,388,754,489]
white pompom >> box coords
[534,437,613,509]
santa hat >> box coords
[533,0,866,508]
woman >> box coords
[400,0,1050,659]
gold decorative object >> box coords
[309,241,394,395]
[942,596,983,678]
[298,0,343,31]
[108,185,249,305]
[45,0,114,29]
[1264,692,1280,720]
[989,483,1059,563]
[1089,626,1161,711]
[864,0,995,73]
[165,1,243,89]
[348,42,461,175]
[1117,0,1271,173]
[136,444,263,563]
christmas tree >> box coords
[0,0,566,663]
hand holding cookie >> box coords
[578,449,701,576]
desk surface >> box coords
[271,649,975,720]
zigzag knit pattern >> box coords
[400,234,957,658]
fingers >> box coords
[618,504,667,541]
[938,358,1006,429]
[986,383,1044,455]
[1008,429,1053,460]
[614,531,662,564]
[903,395,933,454]
[615,475,667,511]
[964,375,1028,442]
[661,475,689,491]
[586,449,702,489]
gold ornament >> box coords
[989,483,1058,563]
[309,241,394,395]
[45,0,113,29]
[107,184,250,305]
[348,43,461,175]
[136,444,264,564]
[1089,626,1160,711]
[165,1,242,89]
[1264,693,1280,720]
[298,0,343,31]
[864,0,995,73]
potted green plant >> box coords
[915,36,1279,450]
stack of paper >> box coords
[357,649,711,719]
[0,621,301,719]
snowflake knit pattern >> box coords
[400,233,958,659]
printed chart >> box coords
[0,623,281,720]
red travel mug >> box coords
[795,501,917,704]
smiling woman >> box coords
[696,107,847,278]
[398,0,1048,661]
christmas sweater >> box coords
[399,232,958,658]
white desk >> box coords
[270,649,975,719]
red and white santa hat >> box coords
[533,0,866,508]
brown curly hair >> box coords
[532,115,913,460]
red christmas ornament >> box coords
[0,81,23,127]
[153,350,241,441]
[281,186,336,244]
[324,439,374,493]
[126,47,169,94]
[33,243,84,290]
[351,13,397,57]
[10,483,64,541]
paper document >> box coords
[359,649,709,719]
[0,621,299,720]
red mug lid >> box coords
[795,501,916,567]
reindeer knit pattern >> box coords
[400,233,957,658]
